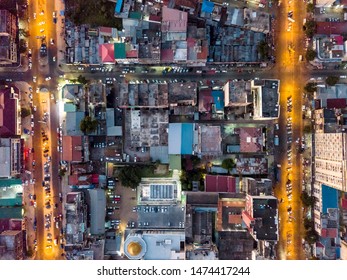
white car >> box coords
[45,76,51,81]
[33,76,37,83]
[33,13,36,19]
[52,56,56,62]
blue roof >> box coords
[115,0,124,13]
[202,0,214,13]
[181,123,194,154]
[322,185,338,213]
[212,90,224,111]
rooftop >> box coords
[237,127,263,153]
[200,125,222,155]
[205,175,236,193]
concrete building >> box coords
[0,230,23,260]
[314,133,347,192]
[0,86,20,137]
[123,230,185,260]
[0,137,21,178]
[88,189,106,236]
[242,177,273,196]
[65,192,88,248]
[252,79,280,120]
[242,195,278,241]
[0,10,18,65]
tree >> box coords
[300,191,316,207]
[77,75,88,85]
[19,39,27,53]
[305,49,316,61]
[304,20,316,38]
[305,229,319,244]
[221,158,236,174]
[80,116,98,134]
[306,3,314,13]
[118,166,141,188]
[325,76,339,86]
[21,107,31,118]
[19,29,30,37]
[304,82,317,93]
[190,155,201,167]
[257,40,270,60]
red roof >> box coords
[316,22,347,35]
[321,228,338,238]
[342,198,347,210]
[161,49,174,62]
[239,127,263,153]
[205,175,236,192]
[0,86,18,137]
[198,88,213,112]
[0,219,22,232]
[62,136,83,162]
[99,44,114,63]
[126,49,138,58]
[326,98,346,109]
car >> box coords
[46,245,52,249]
[45,76,51,81]
[33,106,37,112]
[32,160,36,166]
[50,38,54,45]
[33,76,36,83]
[40,29,44,33]
[33,13,36,19]
[51,93,54,100]
[52,56,56,62]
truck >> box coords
[274,135,279,146]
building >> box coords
[123,231,185,260]
[0,137,21,178]
[0,10,18,65]
[125,109,169,148]
[138,178,180,205]
[223,80,252,107]
[242,177,273,196]
[313,108,342,134]
[252,79,280,120]
[216,193,255,260]
[185,192,219,259]
[65,192,88,248]
[168,123,196,155]
[199,125,222,156]
[65,112,85,136]
[0,179,23,220]
[0,86,20,137]
[0,230,23,259]
[62,136,83,162]
[314,133,347,192]
[88,189,106,236]
[204,175,236,193]
[237,127,263,153]
[314,35,346,62]
[243,9,270,34]
[242,195,278,241]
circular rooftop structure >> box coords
[123,235,146,260]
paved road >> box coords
[0,0,340,261]
[272,0,307,260]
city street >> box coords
[0,0,341,261]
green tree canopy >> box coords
[77,75,88,85]
[304,82,317,93]
[80,116,98,134]
[21,107,31,118]
[306,3,314,13]
[325,76,339,86]
[305,49,317,61]
[304,20,316,38]
[222,158,236,174]
[118,166,141,188]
